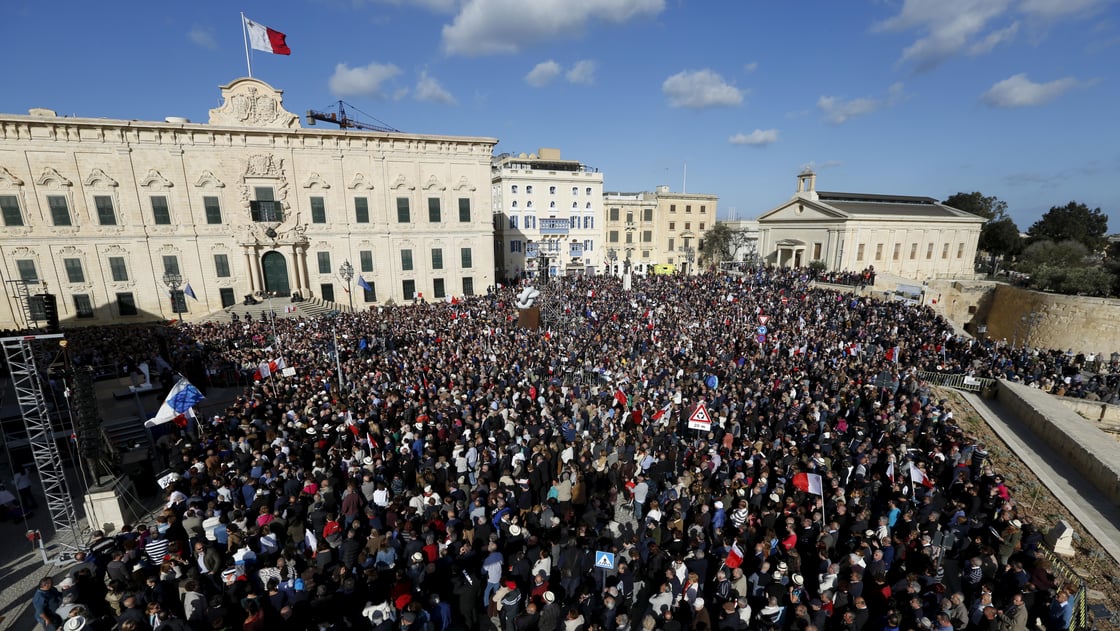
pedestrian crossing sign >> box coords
[595,551,616,570]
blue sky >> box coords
[3,0,1117,231]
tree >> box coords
[1019,240,1088,274]
[942,191,1008,220]
[700,222,734,264]
[1027,201,1109,251]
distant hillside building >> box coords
[0,78,497,328]
[756,170,983,278]
[602,186,718,275]
[491,149,603,280]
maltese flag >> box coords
[244,16,291,55]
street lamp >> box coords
[325,310,346,392]
[338,260,354,311]
[607,248,618,276]
[162,272,183,315]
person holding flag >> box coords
[145,376,205,429]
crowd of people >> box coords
[20,268,1095,631]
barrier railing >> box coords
[913,370,996,393]
[1040,546,1089,631]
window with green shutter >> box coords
[214,254,231,277]
[317,251,331,274]
[462,277,474,296]
[428,198,441,222]
[396,197,410,223]
[311,196,326,223]
[458,198,471,222]
[151,195,171,225]
[48,196,71,226]
[94,196,116,225]
[433,278,445,299]
[461,248,472,268]
[73,294,94,318]
[63,258,85,283]
[162,255,180,276]
[355,197,369,223]
[431,248,443,270]
[359,250,373,273]
[0,195,22,226]
[117,292,138,316]
[16,259,37,281]
[401,249,413,271]
[108,256,128,282]
[203,196,222,224]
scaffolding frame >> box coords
[1,333,83,556]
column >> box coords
[249,248,263,293]
[243,248,257,293]
[296,246,310,296]
[290,243,303,294]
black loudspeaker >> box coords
[120,448,158,497]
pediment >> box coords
[209,77,301,129]
[194,170,226,188]
[390,174,415,190]
[0,166,24,187]
[422,174,446,191]
[139,169,174,188]
[757,198,847,223]
[348,173,375,190]
[303,172,331,189]
[84,168,118,188]
[35,167,72,187]
[453,176,476,192]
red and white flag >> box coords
[886,461,896,485]
[909,463,933,489]
[651,402,672,422]
[725,542,744,569]
[244,16,291,55]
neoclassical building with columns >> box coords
[0,78,497,328]
[756,171,984,278]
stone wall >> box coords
[929,281,1120,356]
[1056,396,1120,434]
[996,380,1120,505]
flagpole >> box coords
[241,12,253,78]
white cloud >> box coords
[729,129,779,146]
[662,69,744,109]
[442,0,665,56]
[875,0,1109,70]
[968,21,1019,54]
[980,73,1081,107]
[187,26,218,51]
[566,59,597,85]
[525,60,561,87]
[817,82,905,124]
[414,70,457,105]
[1020,0,1109,19]
[329,62,402,98]
[743,61,758,73]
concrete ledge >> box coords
[1055,395,1120,431]
[996,380,1120,505]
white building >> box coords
[0,78,498,328]
[492,148,603,280]
[756,171,983,278]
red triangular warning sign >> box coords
[758,315,770,326]
[689,403,711,424]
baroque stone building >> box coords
[0,78,497,328]
[756,170,983,278]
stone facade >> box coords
[602,186,718,275]
[0,78,497,327]
[491,148,603,280]
[757,171,984,277]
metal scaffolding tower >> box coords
[1,334,82,555]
